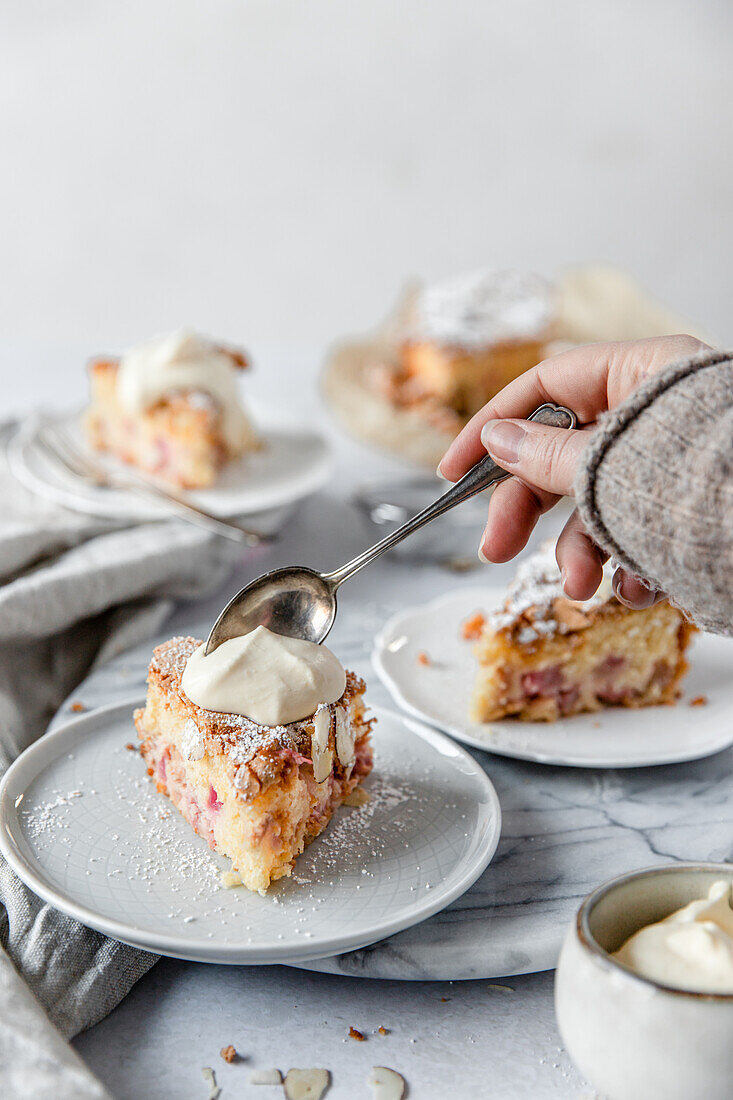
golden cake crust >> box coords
[468,547,696,723]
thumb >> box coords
[480,419,591,497]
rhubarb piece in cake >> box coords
[134,630,374,894]
[469,545,696,722]
[374,269,554,422]
[85,329,260,489]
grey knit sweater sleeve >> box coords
[574,348,733,636]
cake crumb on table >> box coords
[349,1026,366,1041]
[70,701,86,713]
[125,742,137,751]
[342,787,370,807]
[689,694,708,707]
[220,1045,238,1063]
[461,611,486,641]
[416,651,431,666]
[377,1025,389,1035]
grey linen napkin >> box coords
[0,423,245,1098]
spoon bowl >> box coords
[205,402,577,653]
[206,566,337,651]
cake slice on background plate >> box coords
[134,630,374,894]
[374,267,554,423]
[468,544,696,723]
[85,329,260,489]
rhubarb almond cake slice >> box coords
[469,545,696,723]
[134,632,374,894]
[373,268,554,424]
[85,329,260,489]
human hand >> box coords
[437,335,709,608]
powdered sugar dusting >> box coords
[408,268,553,349]
[489,543,615,640]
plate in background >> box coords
[8,407,332,521]
[373,586,733,768]
[0,701,501,964]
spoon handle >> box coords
[325,403,577,587]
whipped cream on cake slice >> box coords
[468,544,695,722]
[85,329,260,489]
[134,633,374,894]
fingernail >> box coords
[616,573,655,609]
[480,420,525,465]
[436,463,449,481]
[478,545,489,564]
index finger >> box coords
[438,342,615,481]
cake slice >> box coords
[134,636,374,894]
[373,269,554,421]
[469,546,696,722]
[85,330,260,489]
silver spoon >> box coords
[205,402,577,653]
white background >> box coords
[1,0,732,409]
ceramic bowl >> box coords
[555,863,733,1100]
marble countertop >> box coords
[59,418,730,1098]
[74,961,587,1099]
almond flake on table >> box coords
[201,1067,221,1100]
[249,1068,283,1085]
[283,1068,330,1100]
[368,1066,406,1099]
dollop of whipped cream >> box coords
[408,268,553,349]
[181,625,346,727]
[612,880,733,994]
[116,329,250,449]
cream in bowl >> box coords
[555,863,733,1100]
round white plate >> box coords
[8,408,333,521]
[373,586,733,769]
[0,701,501,964]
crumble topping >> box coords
[488,543,615,642]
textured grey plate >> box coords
[0,701,500,965]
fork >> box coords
[38,423,274,546]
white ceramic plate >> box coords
[0,701,501,964]
[373,586,733,769]
[8,408,333,521]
